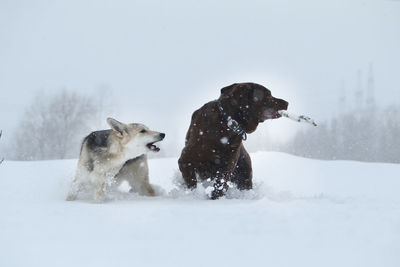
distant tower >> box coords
[354,69,364,110]
[366,63,376,109]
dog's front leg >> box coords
[178,161,198,189]
[66,168,88,201]
[209,172,231,200]
[94,183,106,202]
[92,173,107,202]
[66,180,83,201]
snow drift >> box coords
[0,152,399,267]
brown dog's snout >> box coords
[275,98,288,111]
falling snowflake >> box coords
[220,137,229,144]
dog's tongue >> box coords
[147,143,160,152]
[151,145,160,152]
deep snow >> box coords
[0,152,399,267]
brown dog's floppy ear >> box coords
[107,117,126,137]
[220,83,237,96]
[252,87,266,102]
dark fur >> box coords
[82,130,111,151]
[178,83,288,199]
[81,130,112,172]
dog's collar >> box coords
[217,101,247,141]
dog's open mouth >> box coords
[146,141,161,152]
[273,111,281,119]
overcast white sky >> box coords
[1,0,399,154]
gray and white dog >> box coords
[66,118,165,201]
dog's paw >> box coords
[209,182,228,200]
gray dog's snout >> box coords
[159,133,166,139]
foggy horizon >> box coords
[1,0,399,158]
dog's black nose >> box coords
[278,99,289,111]
[160,133,166,139]
[282,100,289,110]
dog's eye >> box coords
[140,129,147,133]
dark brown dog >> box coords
[178,82,288,199]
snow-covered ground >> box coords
[0,152,399,267]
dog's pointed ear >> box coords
[220,83,237,96]
[107,118,126,137]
